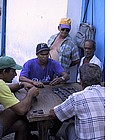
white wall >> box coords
[6,0,82,82]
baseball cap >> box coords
[59,18,71,29]
[0,56,22,70]
[36,43,50,55]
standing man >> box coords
[19,43,69,87]
[0,56,39,140]
[50,63,105,140]
[77,39,103,83]
[47,18,80,74]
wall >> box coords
[5,0,82,82]
[0,0,1,52]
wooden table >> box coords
[15,82,82,140]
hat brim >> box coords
[36,48,50,55]
[11,64,22,70]
[60,24,71,29]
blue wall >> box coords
[81,0,105,81]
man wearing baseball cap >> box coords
[19,43,69,87]
[47,18,80,74]
[0,56,39,140]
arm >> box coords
[60,71,70,82]
[70,42,80,67]
[49,95,75,122]
[19,76,44,88]
[10,86,39,115]
[49,109,57,118]
[70,59,80,67]
[8,82,34,92]
[19,76,34,85]
[49,71,70,86]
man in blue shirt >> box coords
[19,43,69,87]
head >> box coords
[36,43,50,64]
[0,56,22,83]
[84,39,96,58]
[58,18,71,38]
[79,63,102,89]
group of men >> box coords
[0,18,105,140]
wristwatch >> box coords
[61,76,65,81]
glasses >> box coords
[61,28,70,32]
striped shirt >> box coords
[54,85,105,140]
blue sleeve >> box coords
[20,60,31,77]
[52,60,65,76]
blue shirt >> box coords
[20,58,64,82]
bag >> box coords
[75,0,96,49]
[75,22,96,49]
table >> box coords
[15,82,82,140]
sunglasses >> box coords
[61,28,70,32]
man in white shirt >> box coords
[77,39,103,83]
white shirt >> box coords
[77,55,103,82]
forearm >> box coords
[19,76,34,85]
[70,59,80,67]
[8,82,24,92]
[11,92,34,115]
[49,109,57,118]
[60,72,70,82]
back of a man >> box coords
[50,63,105,140]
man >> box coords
[0,56,39,140]
[47,18,80,74]
[50,63,105,140]
[77,39,103,83]
[19,43,69,87]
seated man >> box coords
[50,63,105,140]
[77,39,103,83]
[19,43,69,87]
[0,56,39,140]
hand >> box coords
[32,81,45,88]
[49,77,62,86]
[49,109,57,118]
[28,86,39,97]
[21,82,34,91]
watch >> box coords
[61,76,65,81]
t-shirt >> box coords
[77,55,103,82]
[20,58,65,83]
[0,79,19,109]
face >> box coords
[58,26,70,38]
[37,50,50,64]
[84,41,95,58]
[4,69,17,83]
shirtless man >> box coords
[47,18,80,73]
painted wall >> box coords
[0,0,1,51]
[5,0,82,82]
